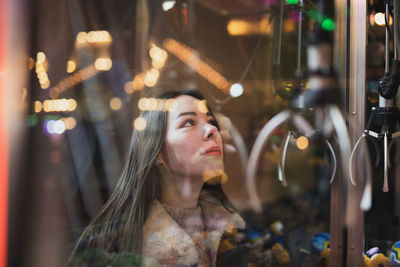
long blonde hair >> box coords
[69,89,234,261]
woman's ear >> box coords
[155,153,165,166]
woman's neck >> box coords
[160,168,204,209]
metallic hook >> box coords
[327,105,353,185]
[278,131,291,187]
[325,139,337,184]
[246,110,291,212]
[349,133,366,186]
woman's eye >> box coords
[182,119,195,127]
[209,119,218,127]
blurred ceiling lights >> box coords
[162,0,176,11]
[163,38,232,93]
[227,15,272,36]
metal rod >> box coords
[296,0,303,75]
[276,0,285,64]
[380,2,394,107]
[394,0,399,60]
[386,2,390,72]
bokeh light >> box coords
[94,57,112,70]
[162,0,175,11]
[132,73,145,91]
[36,52,46,64]
[165,99,176,111]
[109,97,122,110]
[53,120,66,134]
[76,32,88,44]
[45,119,66,135]
[321,18,335,31]
[138,98,172,111]
[197,100,208,113]
[62,117,77,130]
[68,99,77,111]
[28,57,35,70]
[138,98,149,111]
[35,52,50,89]
[148,98,158,111]
[67,60,77,73]
[27,114,38,127]
[133,117,147,131]
[296,136,309,150]
[40,99,77,112]
[76,31,112,45]
[163,38,232,93]
[229,83,244,97]
[144,68,159,87]
[124,81,134,94]
[374,12,385,26]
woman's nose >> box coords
[203,123,218,139]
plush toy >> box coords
[364,253,390,267]
[310,232,330,253]
[321,247,330,267]
[390,241,400,263]
[271,243,290,264]
[270,221,284,236]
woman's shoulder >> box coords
[142,199,200,266]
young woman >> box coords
[69,89,245,266]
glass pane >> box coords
[7,0,347,266]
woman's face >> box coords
[161,95,224,180]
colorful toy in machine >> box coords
[390,241,400,263]
[310,232,330,253]
[364,252,390,267]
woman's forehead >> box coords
[168,95,210,116]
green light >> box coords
[286,0,299,4]
[27,114,38,127]
[44,115,61,120]
[322,18,335,31]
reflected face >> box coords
[161,95,224,180]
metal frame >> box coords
[347,0,367,266]
[330,0,351,266]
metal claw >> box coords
[349,133,366,186]
[325,139,337,184]
[328,105,353,185]
[349,133,373,210]
[278,131,291,187]
[360,134,374,211]
[383,132,389,192]
[246,110,291,212]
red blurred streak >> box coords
[0,0,9,265]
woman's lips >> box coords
[203,146,222,156]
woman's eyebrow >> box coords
[176,111,197,119]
